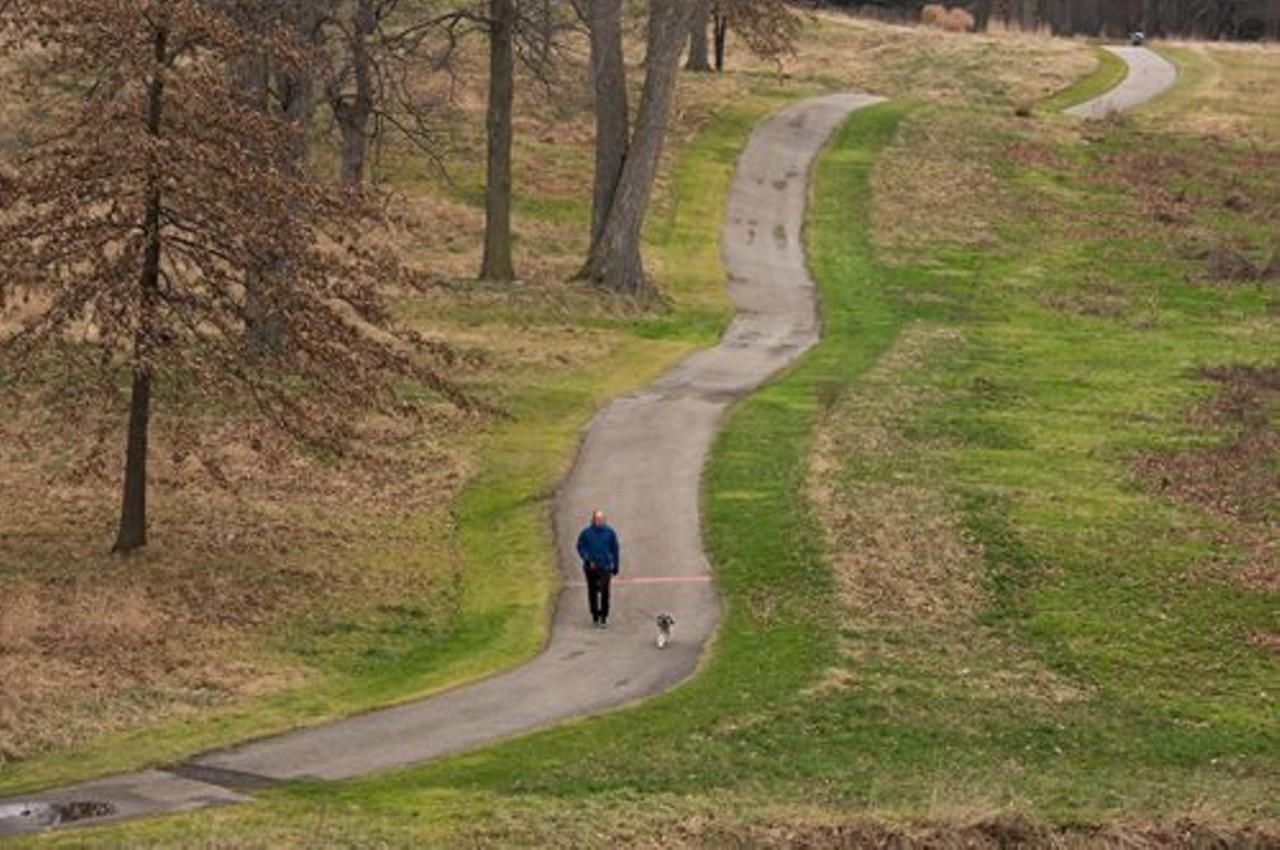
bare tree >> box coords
[0,0,465,552]
[329,0,379,185]
[315,0,567,283]
[320,0,458,188]
[710,0,801,73]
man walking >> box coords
[576,509,620,628]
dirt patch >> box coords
[1090,134,1280,290]
[1195,245,1278,285]
[1134,363,1278,593]
[1137,363,1279,522]
[687,813,1280,849]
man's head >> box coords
[591,509,606,527]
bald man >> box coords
[575,509,621,628]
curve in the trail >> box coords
[0,91,884,836]
[1066,45,1178,119]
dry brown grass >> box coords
[809,327,981,624]
[920,5,976,33]
[687,813,1280,849]
[807,11,1094,105]
[0,393,469,762]
[453,783,1280,849]
[870,110,1011,257]
[1155,42,1280,147]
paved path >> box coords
[0,91,884,836]
[1066,45,1178,118]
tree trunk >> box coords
[713,11,728,72]
[115,19,168,554]
[229,6,281,353]
[481,0,516,282]
[588,0,630,249]
[338,0,376,186]
[580,0,693,294]
[248,0,321,353]
[972,0,993,31]
[686,0,713,71]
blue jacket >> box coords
[576,523,620,574]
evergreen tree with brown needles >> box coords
[0,0,467,553]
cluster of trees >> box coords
[982,0,1280,40]
[845,0,1280,39]
[0,0,797,552]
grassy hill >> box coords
[2,12,1277,847]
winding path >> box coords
[1066,45,1178,119]
[0,92,884,835]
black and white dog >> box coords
[655,613,675,649]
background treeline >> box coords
[840,0,1280,40]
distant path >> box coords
[1066,46,1178,118]
[0,91,885,836]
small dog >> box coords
[655,613,675,649]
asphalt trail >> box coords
[1066,45,1178,118]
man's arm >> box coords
[609,528,620,573]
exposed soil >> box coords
[1091,133,1280,287]
[685,814,1280,849]
[470,805,1280,849]
[1134,363,1279,592]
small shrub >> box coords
[921,5,974,32]
[942,8,976,32]
[920,4,946,27]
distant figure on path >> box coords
[576,509,620,628]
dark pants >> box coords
[585,566,613,623]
